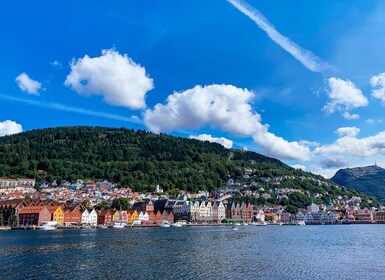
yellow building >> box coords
[47,205,65,225]
[127,210,138,223]
[112,210,120,221]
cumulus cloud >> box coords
[227,0,327,73]
[189,134,233,149]
[15,73,42,96]
[252,130,312,161]
[323,77,368,114]
[315,129,385,158]
[342,111,359,120]
[144,84,311,161]
[144,84,263,136]
[0,120,23,137]
[336,127,360,138]
[371,72,385,104]
[64,49,154,110]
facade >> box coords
[18,206,51,226]
[97,209,111,225]
[47,206,65,225]
[212,201,226,223]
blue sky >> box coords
[1,0,385,178]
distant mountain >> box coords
[331,165,385,201]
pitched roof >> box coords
[19,206,48,214]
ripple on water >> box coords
[2,225,385,280]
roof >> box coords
[19,206,48,214]
[47,205,62,213]
[0,199,26,208]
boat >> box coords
[171,221,183,227]
[113,221,127,228]
[38,221,58,230]
[0,226,11,231]
[232,226,239,230]
[250,221,267,226]
[242,222,249,226]
[295,220,306,226]
[341,218,351,225]
[234,222,242,226]
[98,225,108,229]
[159,220,171,227]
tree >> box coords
[95,201,110,210]
[111,198,130,210]
[82,199,92,209]
[285,204,298,214]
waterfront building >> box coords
[354,208,373,221]
[18,206,51,226]
[295,212,305,222]
[172,201,190,221]
[63,205,82,225]
[81,209,90,224]
[212,201,226,223]
[304,212,314,224]
[127,210,139,223]
[373,212,385,221]
[47,205,65,225]
[96,209,111,225]
[154,211,162,224]
[189,201,200,223]
[280,211,291,223]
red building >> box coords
[18,206,51,226]
[97,209,113,225]
[63,206,82,224]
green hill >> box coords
[331,165,385,201]
[0,126,379,208]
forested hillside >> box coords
[0,126,309,191]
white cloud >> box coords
[144,84,263,136]
[189,134,233,149]
[336,127,360,138]
[144,84,311,161]
[252,130,311,161]
[315,129,385,158]
[64,49,154,110]
[0,120,23,137]
[371,72,385,104]
[323,77,368,114]
[227,0,327,73]
[342,111,359,120]
[15,73,42,96]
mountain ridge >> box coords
[331,165,385,201]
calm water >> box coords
[1,224,385,280]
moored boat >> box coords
[0,226,11,231]
[113,221,127,228]
[159,220,171,227]
[251,221,267,226]
[38,221,58,230]
[171,221,183,227]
